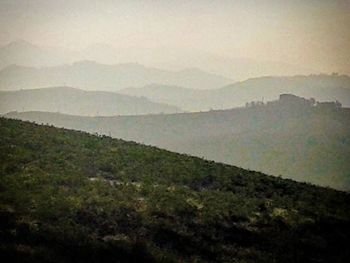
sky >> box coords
[0,0,349,75]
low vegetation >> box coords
[1,118,349,262]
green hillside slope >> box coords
[0,118,350,262]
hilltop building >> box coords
[246,93,341,111]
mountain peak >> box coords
[2,39,39,50]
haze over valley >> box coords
[7,94,350,190]
[0,86,180,116]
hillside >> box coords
[7,95,350,190]
[120,74,350,111]
[1,117,350,262]
[0,87,181,116]
[0,61,232,91]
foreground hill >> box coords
[7,95,350,190]
[0,87,181,116]
[0,118,350,262]
[120,74,350,111]
[0,61,232,91]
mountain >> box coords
[120,74,350,111]
[1,117,350,262]
[0,40,75,69]
[0,41,319,80]
[7,95,350,190]
[0,87,181,116]
[0,60,233,90]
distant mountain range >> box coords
[0,40,321,81]
[2,74,348,116]
[120,74,350,110]
[0,87,181,116]
[79,45,319,80]
[0,60,232,90]
[7,95,350,190]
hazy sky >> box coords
[0,0,349,74]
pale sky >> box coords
[0,0,349,75]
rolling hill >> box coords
[0,87,181,116]
[120,74,350,111]
[6,95,350,190]
[1,117,350,262]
